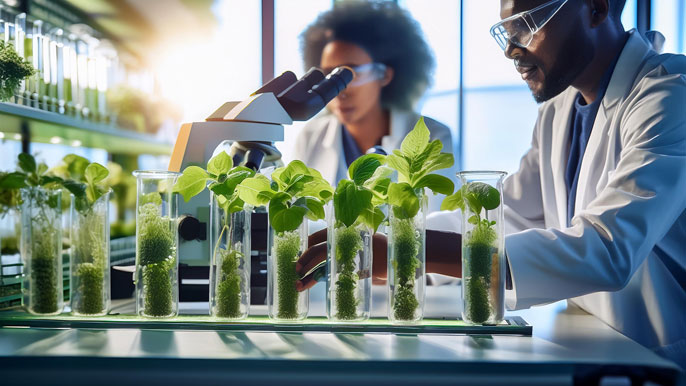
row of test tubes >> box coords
[0,5,150,124]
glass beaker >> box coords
[326,205,372,322]
[387,191,427,324]
[267,220,308,321]
[458,171,507,325]
[209,194,251,320]
[133,171,179,318]
[20,187,63,315]
[70,191,110,316]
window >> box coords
[651,0,686,54]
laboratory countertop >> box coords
[0,285,682,386]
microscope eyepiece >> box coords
[311,66,353,103]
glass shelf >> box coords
[0,102,172,156]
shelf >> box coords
[0,102,173,156]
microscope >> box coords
[167,67,353,301]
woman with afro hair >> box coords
[292,0,457,212]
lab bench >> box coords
[0,285,682,385]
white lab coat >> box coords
[430,30,686,363]
[292,109,458,213]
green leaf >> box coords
[468,182,501,210]
[140,192,162,206]
[0,172,27,189]
[173,166,210,202]
[293,196,326,221]
[236,174,275,206]
[334,180,371,227]
[269,192,308,233]
[410,139,442,174]
[209,168,254,197]
[387,182,420,218]
[386,153,409,183]
[440,188,464,211]
[18,153,36,174]
[300,178,334,202]
[63,154,90,181]
[412,153,454,184]
[348,154,385,185]
[62,180,87,199]
[84,163,109,185]
[360,206,386,232]
[400,117,430,158]
[413,174,454,195]
[207,152,233,176]
[468,215,479,225]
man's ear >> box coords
[589,0,610,27]
[381,66,394,87]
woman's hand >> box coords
[295,229,388,291]
[295,228,462,292]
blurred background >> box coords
[0,0,683,233]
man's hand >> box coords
[295,229,462,292]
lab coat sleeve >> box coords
[503,119,546,234]
[505,73,686,310]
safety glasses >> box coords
[348,62,387,87]
[490,0,569,51]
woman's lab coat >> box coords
[292,109,458,212]
[431,30,686,363]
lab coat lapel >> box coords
[551,91,576,227]
[313,116,344,184]
[574,31,654,212]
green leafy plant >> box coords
[442,182,501,323]
[0,40,35,101]
[384,118,455,321]
[56,154,111,315]
[331,154,391,320]
[173,152,255,318]
[13,154,64,314]
[237,160,333,319]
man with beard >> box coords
[297,0,686,367]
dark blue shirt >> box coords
[341,125,364,167]
[565,62,617,226]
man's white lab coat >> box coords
[430,29,685,363]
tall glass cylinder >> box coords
[0,208,21,283]
[387,192,427,324]
[133,171,179,318]
[70,192,110,316]
[20,187,63,315]
[209,194,251,319]
[267,221,308,321]
[326,207,372,322]
[459,171,507,325]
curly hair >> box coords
[300,0,435,111]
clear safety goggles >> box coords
[347,62,387,87]
[490,0,569,51]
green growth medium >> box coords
[392,218,420,320]
[464,223,497,324]
[274,230,301,319]
[216,248,242,318]
[75,262,104,314]
[138,202,175,317]
[72,207,107,315]
[31,254,58,314]
[334,225,363,320]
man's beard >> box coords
[531,31,594,103]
